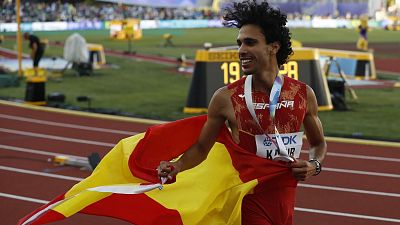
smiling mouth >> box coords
[241,59,253,66]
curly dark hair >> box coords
[223,0,293,66]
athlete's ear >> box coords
[270,41,280,55]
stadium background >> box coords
[0,0,400,224]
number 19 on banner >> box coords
[220,61,299,85]
[221,62,240,84]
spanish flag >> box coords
[18,115,296,225]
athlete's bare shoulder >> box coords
[214,86,231,98]
[305,85,318,114]
[210,86,230,106]
[208,86,233,119]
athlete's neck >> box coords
[252,68,279,92]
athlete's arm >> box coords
[291,85,327,181]
[158,87,229,180]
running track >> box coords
[0,100,399,225]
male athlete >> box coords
[158,1,327,224]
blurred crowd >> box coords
[0,1,220,23]
[1,0,398,23]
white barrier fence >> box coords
[0,18,393,32]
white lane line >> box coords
[325,136,400,148]
[0,166,84,182]
[0,113,396,161]
[299,184,400,197]
[0,113,137,135]
[1,143,398,165]
[1,164,398,198]
[325,152,400,162]
[324,167,400,178]
[2,191,399,223]
[0,144,87,160]
[0,128,115,147]
[1,144,399,179]
[295,207,400,223]
[0,192,49,204]
[302,150,400,162]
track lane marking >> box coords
[298,184,400,197]
[1,165,398,197]
[302,150,400,162]
[0,192,48,204]
[0,100,163,125]
[0,166,84,181]
[295,207,400,223]
[0,128,115,147]
[325,136,400,148]
[2,191,399,223]
[1,144,399,179]
[0,114,137,135]
[1,100,399,147]
[324,167,400,178]
[1,143,398,164]
[0,144,88,160]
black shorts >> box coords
[33,50,44,67]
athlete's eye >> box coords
[243,38,257,46]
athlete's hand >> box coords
[157,161,182,182]
[290,159,316,181]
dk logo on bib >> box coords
[255,132,303,160]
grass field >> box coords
[0,28,399,140]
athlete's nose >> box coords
[238,45,247,56]
[239,50,250,60]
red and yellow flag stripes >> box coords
[19,115,296,225]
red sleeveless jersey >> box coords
[228,76,307,154]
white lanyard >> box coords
[244,75,294,162]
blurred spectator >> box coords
[356,16,369,51]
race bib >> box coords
[255,132,303,160]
